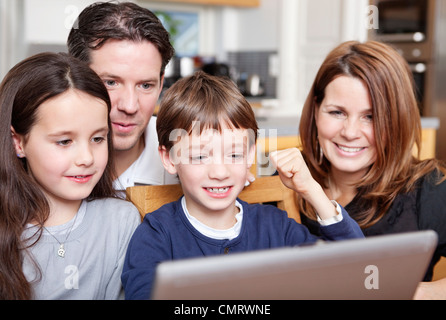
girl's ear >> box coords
[158,145,178,175]
[11,126,25,158]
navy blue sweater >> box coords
[121,198,363,299]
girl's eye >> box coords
[57,139,71,146]
[92,137,106,143]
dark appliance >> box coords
[369,0,436,116]
[369,0,446,161]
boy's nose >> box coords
[208,162,230,180]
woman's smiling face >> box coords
[315,76,377,177]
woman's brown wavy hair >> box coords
[299,40,446,228]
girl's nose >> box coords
[75,145,94,167]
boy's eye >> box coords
[191,155,207,162]
[228,153,245,163]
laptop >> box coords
[151,230,437,300]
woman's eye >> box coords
[329,110,344,117]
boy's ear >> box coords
[11,126,25,158]
[159,146,178,175]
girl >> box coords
[0,52,140,299]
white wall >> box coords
[24,0,96,44]
[221,0,278,52]
[276,0,368,117]
[0,0,25,80]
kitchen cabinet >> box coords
[159,0,260,7]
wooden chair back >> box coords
[433,256,446,281]
[126,175,301,223]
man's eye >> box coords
[104,80,117,87]
[141,83,152,90]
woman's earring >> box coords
[317,139,324,165]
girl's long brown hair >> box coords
[0,52,116,299]
[299,41,446,228]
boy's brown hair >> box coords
[157,71,258,151]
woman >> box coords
[275,40,446,299]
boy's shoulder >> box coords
[144,198,182,221]
[237,199,288,220]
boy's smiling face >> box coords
[160,124,255,229]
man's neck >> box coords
[113,137,145,178]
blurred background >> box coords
[1,0,445,162]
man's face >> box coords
[89,39,164,153]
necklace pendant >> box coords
[57,244,65,258]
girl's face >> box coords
[13,89,109,210]
[315,76,377,178]
[160,124,255,227]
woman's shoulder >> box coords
[418,168,446,192]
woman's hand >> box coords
[413,278,446,299]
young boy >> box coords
[121,71,364,300]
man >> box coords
[67,2,178,194]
